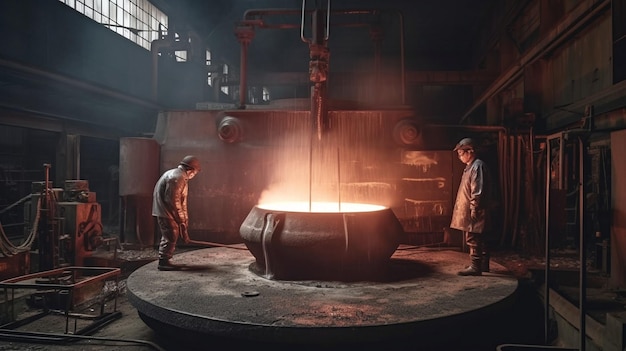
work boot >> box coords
[457,265,482,276]
[158,258,181,271]
[481,252,490,272]
[457,255,482,276]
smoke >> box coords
[256,111,398,208]
[257,129,340,205]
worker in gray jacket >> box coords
[152,155,201,270]
[450,138,491,276]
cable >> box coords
[0,195,41,257]
[0,328,167,351]
[0,193,32,214]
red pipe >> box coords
[236,7,407,108]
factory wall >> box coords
[482,0,626,288]
[0,0,153,102]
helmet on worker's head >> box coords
[180,155,201,172]
[453,138,475,152]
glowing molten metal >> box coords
[256,201,385,213]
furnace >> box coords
[240,201,403,281]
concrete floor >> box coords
[0,246,547,351]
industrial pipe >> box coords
[236,7,407,108]
[235,22,255,108]
[150,27,194,102]
[187,239,248,250]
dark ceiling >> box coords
[159,0,497,71]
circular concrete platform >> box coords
[127,246,519,350]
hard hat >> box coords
[453,138,475,151]
[180,155,201,172]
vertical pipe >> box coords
[544,136,551,345]
[150,26,169,102]
[310,9,329,140]
[578,136,586,351]
[300,0,309,43]
[41,163,53,271]
[559,134,564,190]
[235,24,254,109]
[512,135,522,245]
[309,126,313,212]
[44,163,50,207]
[337,147,341,211]
[76,136,81,180]
[312,84,323,140]
[509,135,516,244]
[499,132,509,245]
[325,0,331,40]
[239,41,248,108]
[151,42,159,101]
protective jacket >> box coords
[152,166,189,225]
[450,158,489,233]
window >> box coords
[221,64,230,95]
[262,87,270,102]
[59,0,168,50]
[174,50,187,62]
[206,50,213,86]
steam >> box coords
[256,111,398,209]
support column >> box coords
[56,132,80,186]
[369,24,383,104]
[308,9,330,140]
[610,130,626,288]
[235,22,255,109]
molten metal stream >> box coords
[256,201,385,213]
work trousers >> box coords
[465,231,486,258]
[157,217,180,260]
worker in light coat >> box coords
[450,138,491,276]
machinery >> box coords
[24,179,105,270]
[0,175,114,321]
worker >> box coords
[152,155,201,271]
[450,138,492,276]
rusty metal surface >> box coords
[0,266,121,335]
[127,247,518,347]
[150,109,420,244]
[57,202,103,266]
[119,137,160,196]
[0,266,120,288]
[0,250,30,281]
[240,205,402,280]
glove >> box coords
[179,223,190,244]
